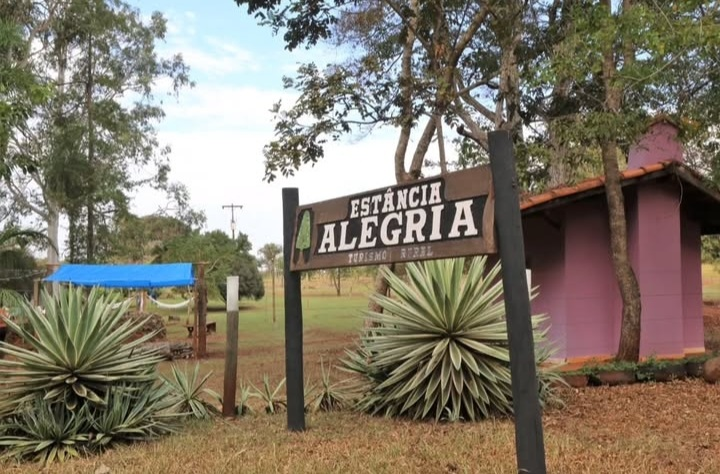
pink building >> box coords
[520,120,720,361]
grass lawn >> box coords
[3,274,720,473]
[703,263,720,300]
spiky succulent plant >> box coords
[0,286,165,414]
[342,257,560,422]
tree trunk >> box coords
[271,264,276,326]
[601,0,641,362]
[366,263,395,326]
[85,33,96,263]
[46,204,60,266]
[602,140,641,361]
[46,29,66,270]
[490,0,524,143]
[392,0,418,184]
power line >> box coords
[221,203,243,240]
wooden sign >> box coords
[289,166,495,271]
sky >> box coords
[125,0,417,254]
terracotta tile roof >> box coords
[520,161,675,211]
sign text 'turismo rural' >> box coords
[289,166,496,271]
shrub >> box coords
[163,363,221,419]
[307,358,349,413]
[0,287,192,465]
[249,375,286,414]
[0,287,164,414]
[341,257,561,422]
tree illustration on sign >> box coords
[295,210,311,263]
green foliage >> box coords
[0,287,193,465]
[307,358,348,413]
[4,0,195,263]
[702,236,720,264]
[249,376,286,414]
[236,381,254,416]
[89,382,180,447]
[341,257,560,422]
[163,363,221,420]
[0,381,182,464]
[0,17,50,179]
[233,1,340,51]
[158,230,264,301]
[109,214,193,264]
[0,396,90,464]
[0,287,164,414]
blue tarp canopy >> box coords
[44,263,195,289]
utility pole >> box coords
[222,203,243,240]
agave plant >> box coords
[249,375,286,414]
[163,363,221,419]
[304,377,317,413]
[0,395,91,464]
[0,286,165,414]
[341,257,560,422]
[90,382,182,447]
[308,357,349,413]
[236,380,254,416]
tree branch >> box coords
[455,77,498,122]
[408,117,437,178]
[4,178,47,219]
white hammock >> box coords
[109,297,135,310]
[148,295,194,310]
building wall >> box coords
[523,215,566,359]
[633,182,685,356]
[628,122,683,169]
[681,211,705,353]
[521,184,706,360]
[563,198,618,358]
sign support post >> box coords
[488,130,547,474]
[282,188,306,432]
[281,147,547,472]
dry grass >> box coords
[3,381,719,474]
[3,272,720,473]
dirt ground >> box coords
[704,302,720,352]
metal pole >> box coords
[282,188,305,431]
[488,130,547,474]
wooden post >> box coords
[32,279,40,307]
[282,188,305,432]
[271,265,276,327]
[44,263,59,296]
[194,262,208,358]
[223,276,240,418]
[488,130,547,474]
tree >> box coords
[233,0,524,315]
[538,0,720,361]
[0,224,56,305]
[0,7,51,179]
[328,268,350,297]
[258,243,282,324]
[4,0,193,266]
[234,0,720,359]
[157,230,264,301]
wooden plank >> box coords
[289,166,495,271]
[488,130,547,474]
[283,188,306,432]
[195,263,208,358]
[223,276,240,418]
